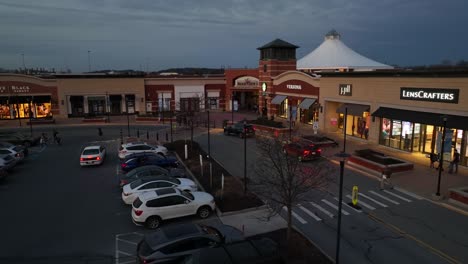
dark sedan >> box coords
[120,154,179,172]
[224,122,255,138]
[283,142,322,162]
[118,165,186,187]
[0,133,40,147]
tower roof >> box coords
[257,39,299,50]
[297,30,393,70]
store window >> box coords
[208,98,218,110]
[158,98,171,111]
[278,99,288,118]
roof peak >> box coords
[257,38,299,50]
[325,29,341,40]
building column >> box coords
[105,94,110,113]
[135,95,141,114]
[121,94,126,113]
[67,96,72,115]
[83,96,89,114]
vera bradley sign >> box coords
[400,87,459,104]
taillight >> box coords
[304,150,310,155]
[317,148,322,153]
[121,163,127,168]
[80,157,84,161]
[134,209,143,216]
[143,259,155,264]
[120,180,128,186]
[96,156,101,160]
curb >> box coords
[173,152,206,193]
[217,204,269,217]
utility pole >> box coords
[21,53,25,70]
[87,50,91,72]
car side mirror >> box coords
[184,200,190,204]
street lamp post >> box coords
[28,98,33,136]
[436,116,447,197]
[126,98,130,137]
[289,105,292,142]
[335,107,349,264]
[87,50,91,72]
[243,119,247,194]
[231,92,234,125]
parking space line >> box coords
[386,189,413,202]
[117,250,134,256]
[322,199,350,215]
[346,195,375,210]
[282,206,307,224]
[298,205,322,221]
[333,197,362,213]
[395,187,424,200]
[369,191,400,205]
[358,193,388,207]
[310,201,334,218]
[117,238,138,245]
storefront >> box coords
[319,71,468,167]
[225,70,259,112]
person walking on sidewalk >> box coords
[429,153,438,168]
[380,166,393,190]
[449,149,460,174]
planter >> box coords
[348,149,414,174]
[82,117,107,123]
[251,124,291,137]
[449,187,468,207]
[136,117,175,122]
[26,118,56,125]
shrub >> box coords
[248,117,285,128]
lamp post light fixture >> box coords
[262,82,267,117]
[334,107,350,264]
[436,116,448,197]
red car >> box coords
[283,142,322,161]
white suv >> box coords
[118,142,168,159]
[132,188,215,229]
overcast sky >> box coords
[1,0,467,72]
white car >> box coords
[118,142,168,159]
[80,145,106,166]
[122,175,198,204]
[132,188,216,229]
[0,147,24,162]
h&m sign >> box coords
[400,87,459,104]
[339,84,352,96]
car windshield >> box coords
[130,179,143,189]
[83,149,99,155]
[180,190,194,200]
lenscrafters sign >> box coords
[339,84,352,96]
[400,87,459,104]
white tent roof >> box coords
[297,30,393,71]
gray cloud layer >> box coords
[1,0,467,72]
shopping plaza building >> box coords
[1,30,468,166]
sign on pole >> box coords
[352,185,359,206]
[313,121,319,134]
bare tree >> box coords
[251,135,334,244]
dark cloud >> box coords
[0,0,467,72]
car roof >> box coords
[83,145,101,150]
[139,187,179,201]
[145,223,204,249]
[122,142,147,147]
[137,176,176,184]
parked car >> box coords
[181,238,282,264]
[121,154,179,172]
[283,142,322,161]
[0,147,24,162]
[0,142,28,156]
[119,165,186,188]
[132,188,216,229]
[0,133,40,147]
[122,176,198,204]
[0,154,17,171]
[119,142,168,159]
[137,223,244,264]
[224,122,255,138]
[80,145,106,166]
[120,152,163,163]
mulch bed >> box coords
[164,140,264,212]
[250,228,333,264]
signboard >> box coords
[234,76,259,89]
[0,85,31,93]
[262,82,267,96]
[330,118,338,126]
[352,186,359,206]
[286,84,302,90]
[400,87,459,104]
[146,102,152,112]
[290,106,297,120]
[339,84,352,96]
[436,130,453,161]
[313,121,319,134]
[233,100,238,111]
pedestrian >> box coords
[380,166,393,190]
[429,153,437,168]
[449,149,460,174]
[53,129,61,145]
[40,133,47,147]
[98,128,103,136]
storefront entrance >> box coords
[232,91,258,111]
[336,103,370,140]
[0,95,52,119]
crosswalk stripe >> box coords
[299,205,322,221]
[394,187,422,200]
[369,191,399,205]
[383,190,412,202]
[333,197,362,213]
[321,199,350,215]
[310,201,334,218]
[358,193,388,207]
[282,206,307,224]
[346,195,375,210]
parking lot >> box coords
[0,126,218,264]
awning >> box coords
[336,103,370,116]
[298,98,316,109]
[32,95,51,103]
[271,95,287,105]
[372,107,468,130]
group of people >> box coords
[40,129,61,147]
[429,149,460,174]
